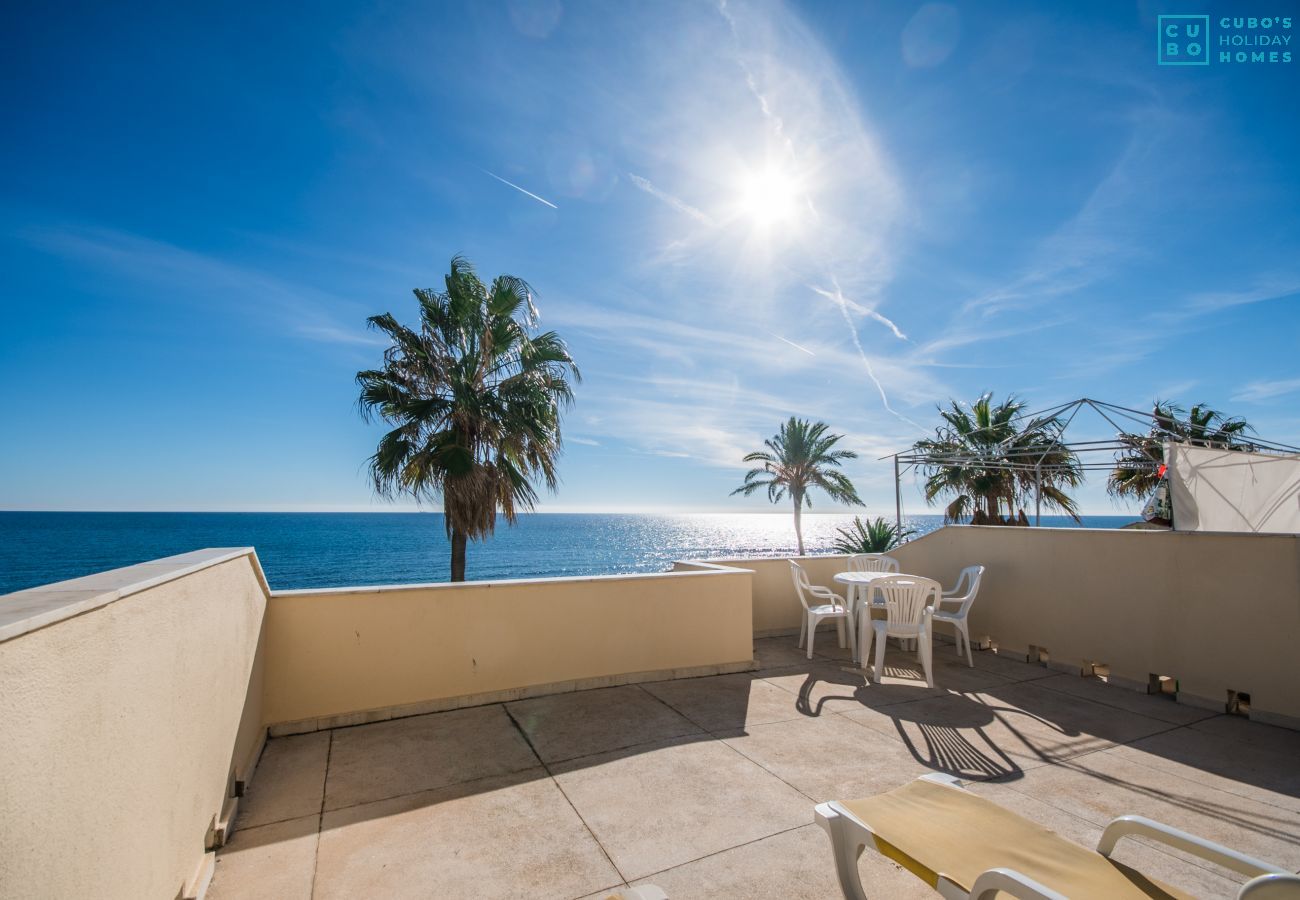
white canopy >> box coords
[1168,443,1300,535]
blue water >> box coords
[0,512,1139,594]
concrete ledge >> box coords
[0,548,270,642]
[271,564,748,598]
[1251,708,1300,731]
[1176,691,1225,713]
[267,659,758,736]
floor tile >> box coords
[761,661,941,716]
[635,822,930,899]
[641,672,803,732]
[839,693,1031,781]
[209,815,318,900]
[507,685,703,764]
[977,681,1175,747]
[1190,714,1300,758]
[752,637,819,671]
[837,679,1170,781]
[552,736,811,880]
[238,732,330,828]
[324,704,538,810]
[1033,673,1215,725]
[720,713,928,802]
[316,769,620,900]
[965,651,1058,682]
[964,781,1244,898]
[1106,726,1300,813]
[1007,751,1300,877]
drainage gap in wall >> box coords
[1227,690,1251,717]
[1029,645,1050,666]
[1148,673,1178,699]
[1089,662,1111,681]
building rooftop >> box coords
[208,637,1300,900]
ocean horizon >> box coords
[0,510,1141,595]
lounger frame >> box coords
[814,773,1300,900]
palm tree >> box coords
[1108,401,1254,501]
[732,417,862,554]
[356,256,579,581]
[832,516,914,554]
[913,393,1082,523]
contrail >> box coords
[628,174,715,226]
[481,169,558,209]
[812,283,907,341]
[814,279,926,432]
[766,330,816,356]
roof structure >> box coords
[885,397,1300,527]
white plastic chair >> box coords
[846,553,900,573]
[790,560,854,660]
[859,575,940,687]
[933,565,985,668]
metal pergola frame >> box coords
[885,397,1300,528]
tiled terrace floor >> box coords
[210,638,1300,899]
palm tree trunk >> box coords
[792,493,805,555]
[450,529,468,582]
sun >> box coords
[737,163,803,228]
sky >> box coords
[1,0,1297,515]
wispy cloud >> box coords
[1179,279,1300,317]
[1233,377,1300,403]
[19,223,375,346]
[481,169,558,209]
[628,174,716,226]
[568,436,602,446]
[296,323,388,347]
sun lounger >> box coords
[815,774,1299,899]
[601,887,667,899]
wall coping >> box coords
[0,548,270,643]
[270,564,751,597]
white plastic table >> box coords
[833,570,916,664]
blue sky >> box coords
[2,0,1297,514]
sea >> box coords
[0,511,1140,595]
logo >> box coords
[1158,15,1210,65]
[1158,15,1294,66]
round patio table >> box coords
[833,570,913,664]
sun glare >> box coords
[738,164,803,228]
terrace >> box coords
[2,525,1299,899]
[209,639,1300,899]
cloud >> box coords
[1233,377,1300,403]
[296,323,389,347]
[19,223,375,346]
[568,436,602,446]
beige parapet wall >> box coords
[679,529,1300,728]
[674,554,856,635]
[891,526,1300,727]
[1,552,754,898]
[0,549,269,900]
[262,567,754,732]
